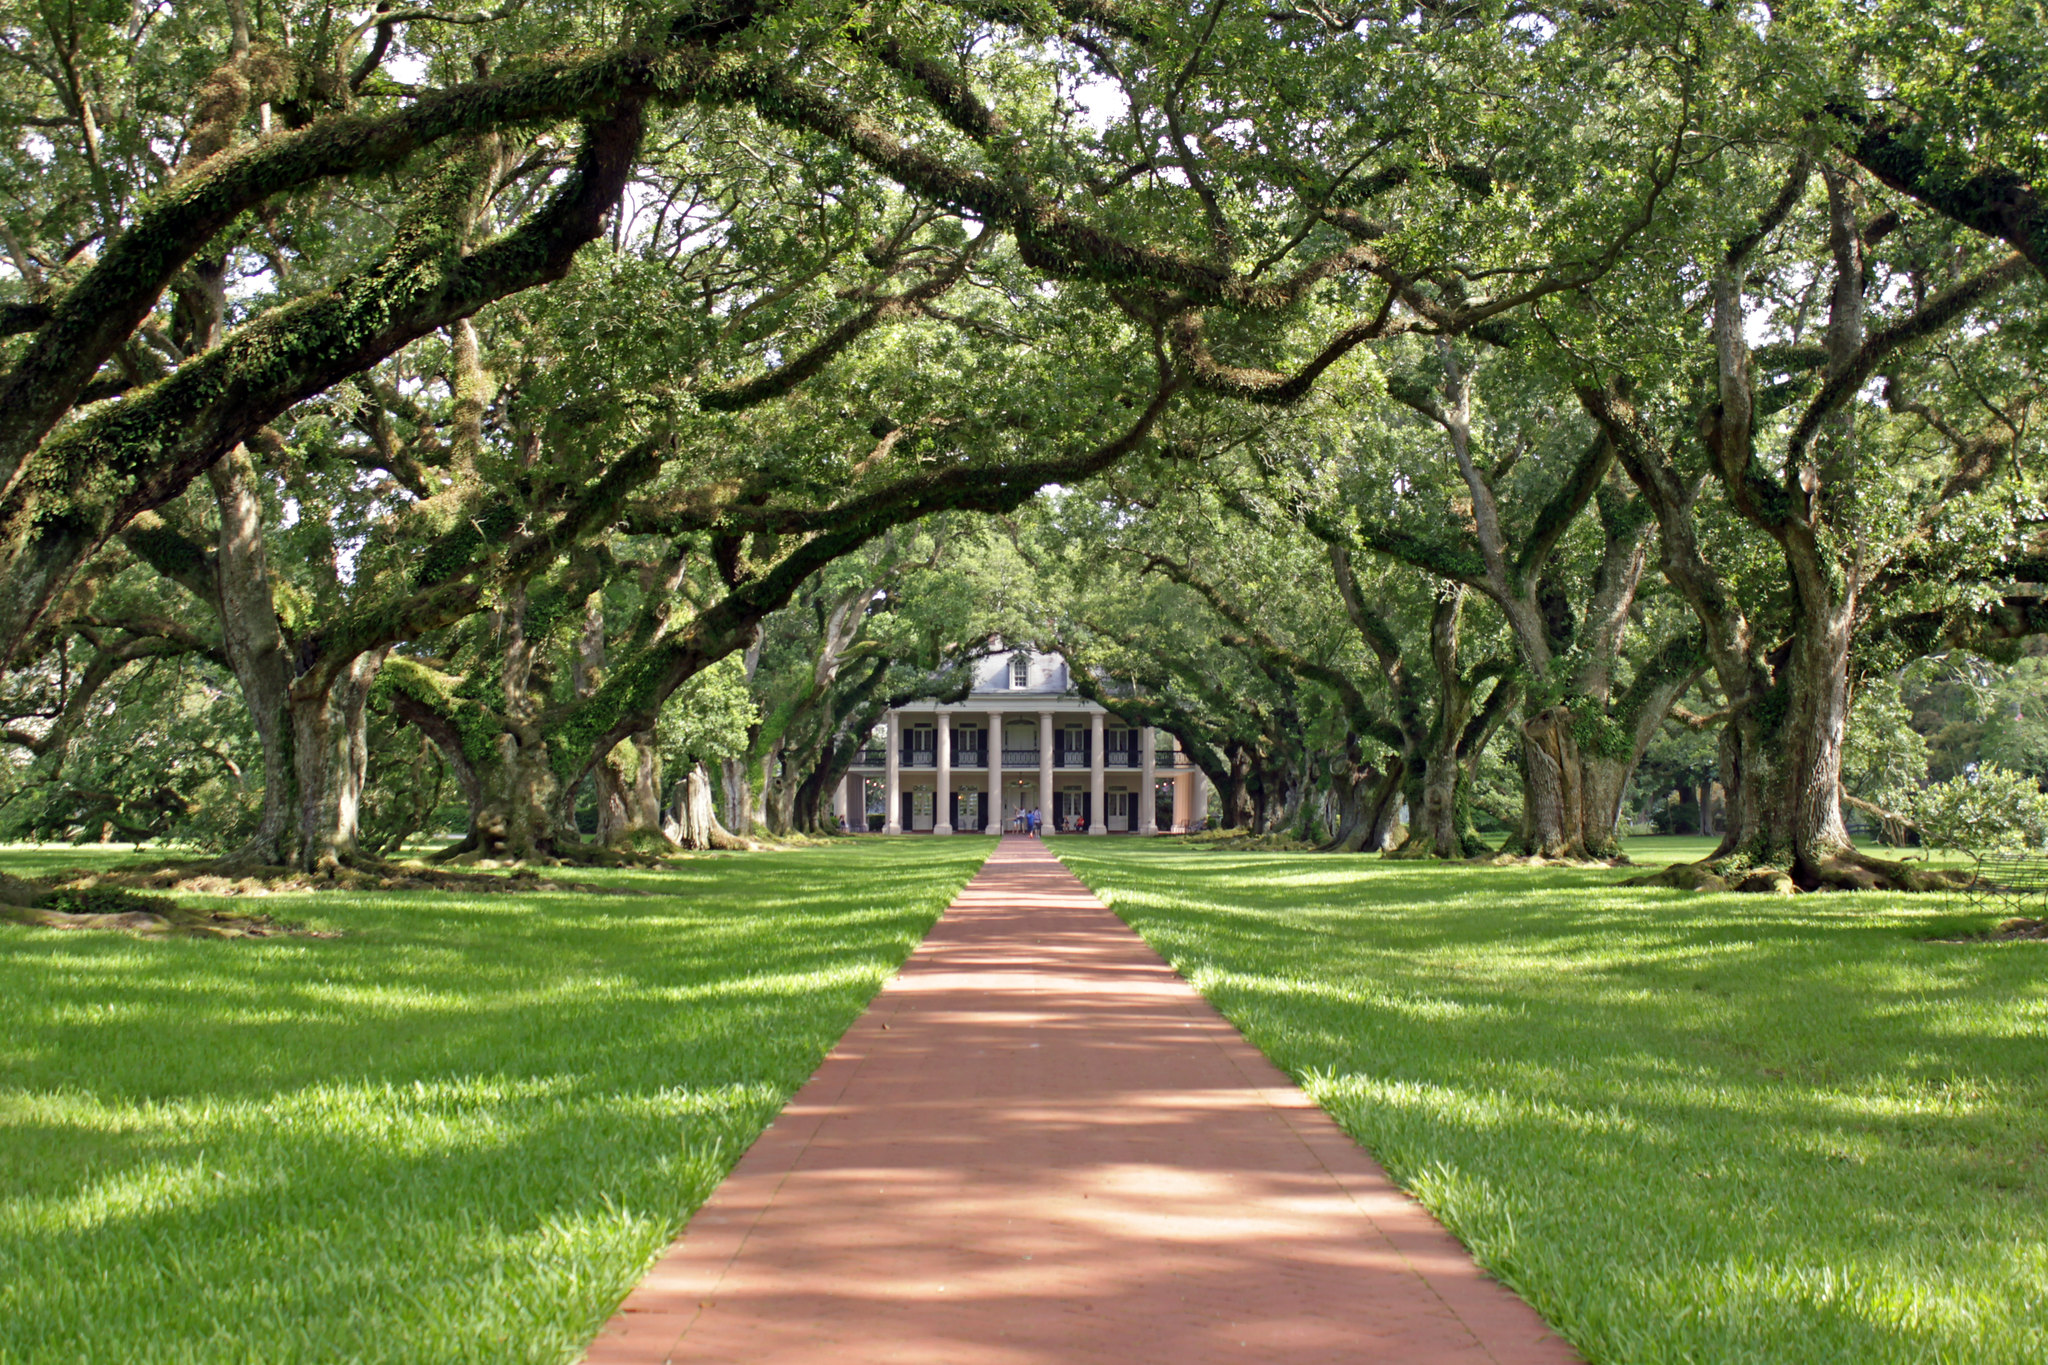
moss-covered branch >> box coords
[1843,112,2048,280]
[0,106,645,667]
[0,46,701,478]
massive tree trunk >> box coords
[158,444,403,873]
[409,726,555,863]
[418,589,562,862]
[576,601,631,846]
[1220,743,1252,830]
[719,756,754,835]
[1385,589,1492,859]
[558,598,672,852]
[1715,588,1858,884]
[1374,347,1691,862]
[1582,382,1935,890]
[592,754,632,844]
[1394,733,1485,858]
[668,762,747,850]
[205,448,297,866]
[1416,747,1467,858]
[288,647,390,871]
[1515,691,1690,863]
[623,731,666,839]
[1502,529,1689,862]
[1515,706,1583,858]
[1326,752,1404,852]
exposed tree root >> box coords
[24,859,649,897]
[1470,850,1631,870]
[1629,848,1973,894]
[1626,861,1735,892]
[0,876,332,938]
[1170,830,1323,852]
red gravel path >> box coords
[585,836,1578,1364]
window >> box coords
[1010,654,1030,688]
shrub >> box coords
[1909,764,2048,853]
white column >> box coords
[1038,711,1055,831]
[934,713,954,835]
[1173,768,1192,833]
[1089,711,1107,835]
[883,709,902,834]
[986,709,1003,832]
[833,773,849,829]
[1191,772,1209,830]
[1139,724,1158,835]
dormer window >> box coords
[1010,654,1030,688]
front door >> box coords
[1057,789,1091,832]
[1106,790,1131,831]
[912,788,935,832]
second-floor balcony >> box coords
[852,742,1182,771]
[886,749,993,769]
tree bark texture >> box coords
[668,762,746,850]
[289,646,389,871]
[206,448,296,866]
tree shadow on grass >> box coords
[0,838,993,1361]
[1054,843,2048,1365]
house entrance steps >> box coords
[584,835,1578,1364]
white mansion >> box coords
[834,649,1209,835]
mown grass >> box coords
[0,838,992,1364]
[1052,835,2048,1365]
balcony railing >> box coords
[841,744,1174,772]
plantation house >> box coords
[835,650,1207,834]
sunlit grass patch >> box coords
[0,837,990,1363]
[1054,838,2048,1365]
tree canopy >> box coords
[2,0,2043,884]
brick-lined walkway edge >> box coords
[585,836,1579,1363]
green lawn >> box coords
[1051,836,2048,1365]
[0,837,992,1364]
